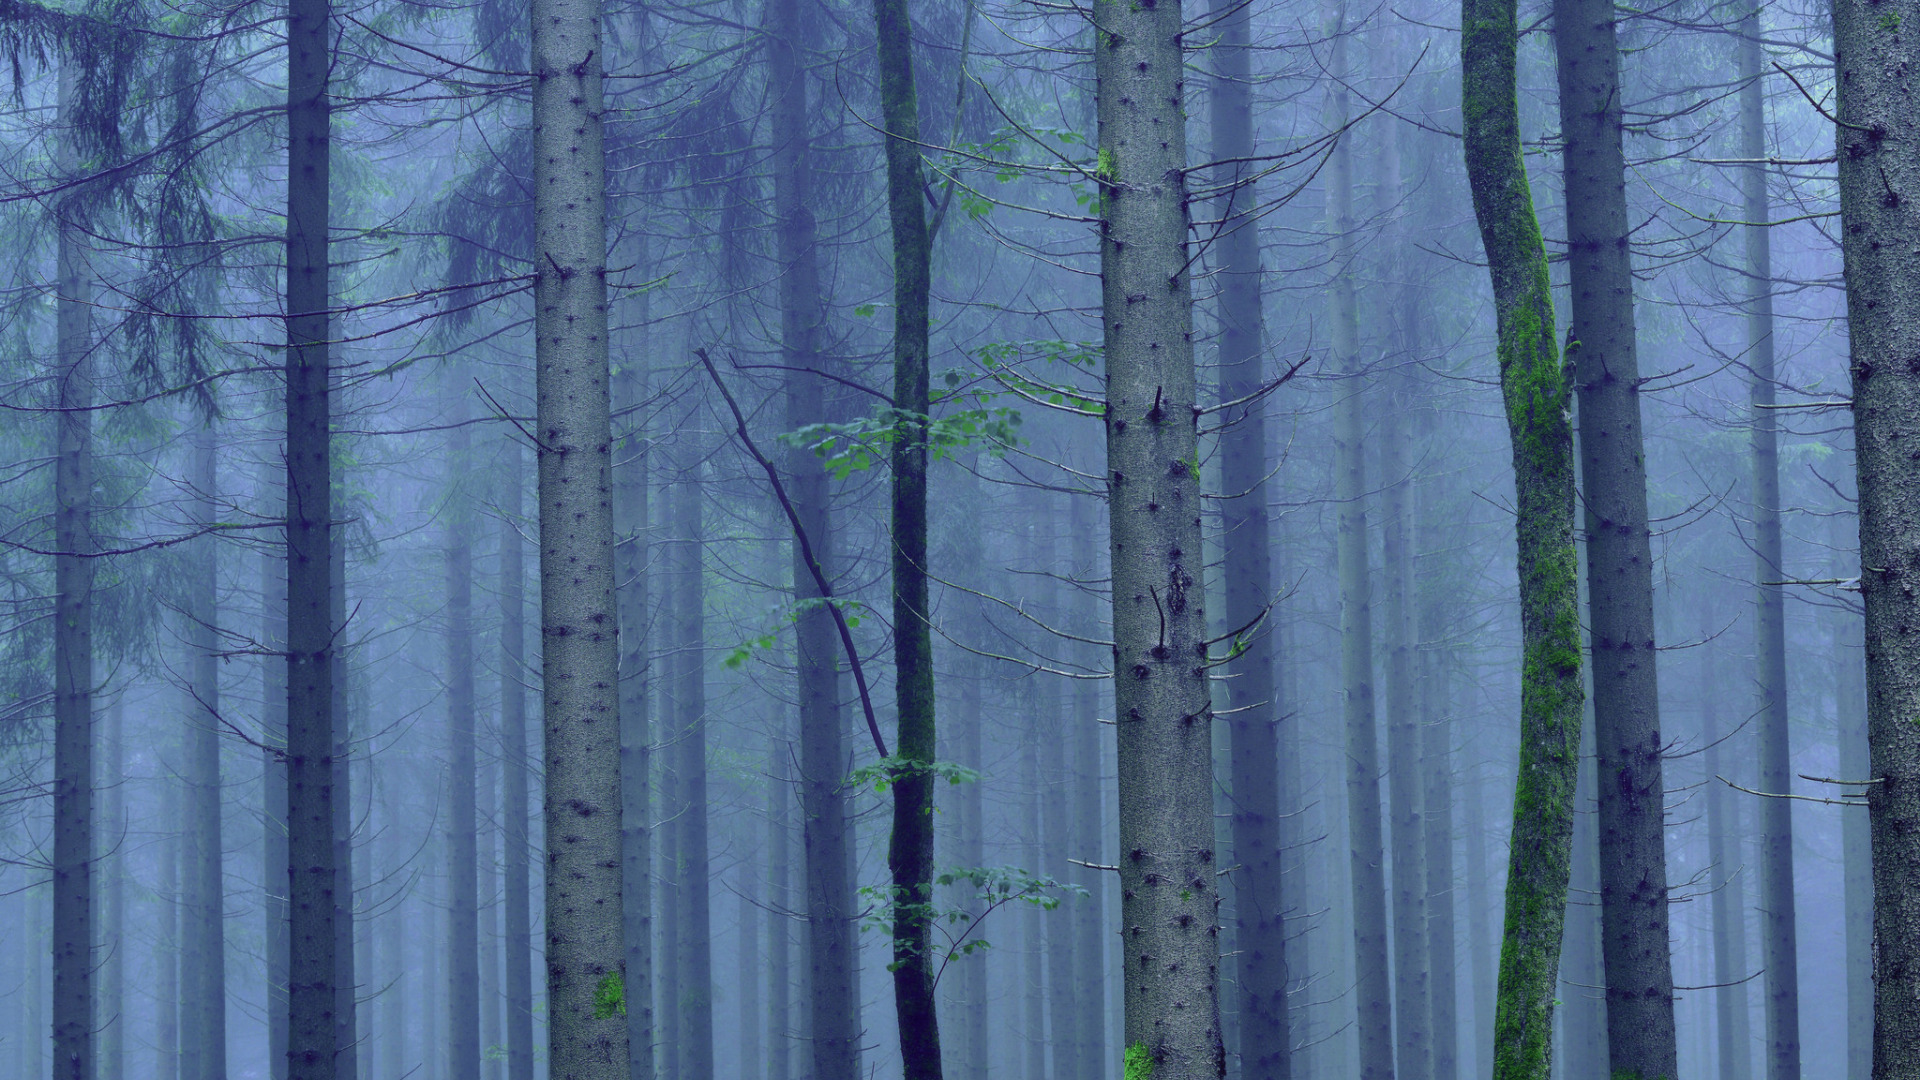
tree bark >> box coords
[1830,0,1920,1073]
[769,1,859,1074]
[184,426,229,1080]
[1551,3,1680,1074]
[1209,1,1289,1075]
[614,333,653,1080]
[1459,0,1588,1072]
[529,0,627,1058]
[1323,7,1397,1076]
[284,0,337,1058]
[497,442,536,1080]
[260,457,291,1080]
[1094,2,1223,1076]
[871,0,942,1073]
[1831,511,1869,1080]
[446,389,482,1080]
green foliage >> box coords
[592,971,625,1019]
[1125,1042,1155,1080]
[974,339,1105,413]
[785,405,1022,481]
[721,596,869,669]
[859,864,1087,967]
[847,755,981,794]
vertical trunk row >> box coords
[614,345,653,1080]
[672,451,715,1080]
[528,0,627,1058]
[769,1,859,1074]
[1831,0,1920,1072]
[1209,0,1290,1074]
[1552,2,1679,1075]
[871,0,941,1070]
[498,442,536,1080]
[1459,0,1588,1071]
[284,0,337,1056]
[1093,1,1222,1077]
[1323,7,1396,1076]
[1733,20,1801,1080]
[185,427,228,1080]
[446,392,481,1080]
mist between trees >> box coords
[0,0,1911,1078]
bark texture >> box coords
[1094,4,1224,1078]
[1831,1,1920,1074]
[530,0,627,1062]
[1551,2,1678,1074]
[1459,0,1588,1074]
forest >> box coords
[1,0,1916,1076]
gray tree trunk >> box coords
[260,458,291,1080]
[51,59,96,1080]
[671,450,715,1080]
[1463,767,1496,1080]
[1700,602,1753,1080]
[529,0,627,1059]
[769,735,793,1080]
[615,337,654,1080]
[497,443,536,1080]
[1416,447,1458,1080]
[378,766,407,1080]
[1558,721,1607,1080]
[1070,492,1109,1080]
[445,390,481,1080]
[330,496,357,1080]
[768,1,859,1074]
[98,697,123,1080]
[1324,7,1396,1076]
[157,784,178,1080]
[184,427,228,1080]
[1831,512,1869,1080]
[1093,0,1223,1075]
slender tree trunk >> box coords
[1070,493,1108,1080]
[1030,512,1079,1080]
[184,426,229,1080]
[1552,4,1679,1075]
[1730,20,1802,1080]
[331,503,357,1080]
[1559,719,1607,1080]
[1829,7,1920,1071]
[497,442,536,1080]
[99,697,123,1080]
[1022,739,1048,1080]
[1382,377,1430,1080]
[1463,769,1496,1080]
[530,0,627,1056]
[1832,512,1870,1080]
[261,458,292,1080]
[481,757,502,1080]
[157,784,178,1080]
[1419,647,1458,1080]
[671,451,715,1080]
[446,392,481,1080]
[872,0,941,1068]
[1700,603,1753,1080]
[1094,2,1222,1076]
[284,0,338,1052]
[1210,0,1289,1074]
[51,59,96,1080]
[1323,9,1396,1076]
[769,1,859,1074]
[769,735,793,1080]
[615,340,654,1080]
[379,767,407,1080]
[1459,0,1588,1071]
[740,855,765,1080]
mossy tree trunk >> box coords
[1093,1,1224,1077]
[1459,0,1587,1074]
[1831,0,1920,1074]
[1551,0,1678,1074]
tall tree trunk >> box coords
[98,697,123,1080]
[331,499,357,1080]
[1830,3,1920,1071]
[1031,510,1079,1080]
[1070,493,1109,1080]
[871,0,941,1069]
[769,1,859,1074]
[481,757,502,1080]
[1412,415,1459,1080]
[1459,0,1588,1072]
[671,451,715,1080]
[740,851,765,1080]
[1731,19,1802,1080]
[1094,2,1222,1076]
[445,392,481,1080]
[1558,719,1607,1080]
[1323,8,1396,1076]
[1022,739,1048,1080]
[769,735,793,1080]
[529,0,627,1057]
[497,443,536,1080]
[1552,4,1679,1075]
[1700,603,1753,1080]
[379,765,407,1080]
[1464,770,1496,1080]
[261,458,291,1080]
[1210,0,1290,1073]
[51,59,96,1080]
[1832,512,1870,1080]
[185,427,229,1080]
[157,785,178,1080]
[615,343,654,1080]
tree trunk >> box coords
[1070,492,1109,1080]
[769,735,793,1080]
[529,0,627,1057]
[497,442,536,1080]
[284,0,337,1057]
[1463,764,1496,1080]
[1383,370,1430,1080]
[1459,0,1588,1071]
[1830,3,1920,1073]
[1094,1,1223,1076]
[1700,602,1753,1080]
[379,766,408,1080]
[1412,424,1458,1080]
[157,784,178,1080]
[671,450,715,1080]
[740,853,765,1080]
[1032,512,1079,1080]
[261,458,292,1080]
[331,497,357,1080]
[445,390,481,1080]
[1558,720,1607,1080]
[615,334,654,1080]
[1210,0,1289,1074]
[769,1,859,1074]
[1022,739,1048,1080]
[1323,8,1396,1076]
[51,58,96,1080]
[99,697,123,1080]
[872,0,941,1069]
[1552,4,1680,1075]
[184,426,229,1080]
[1831,511,1869,1080]
[481,757,502,1080]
